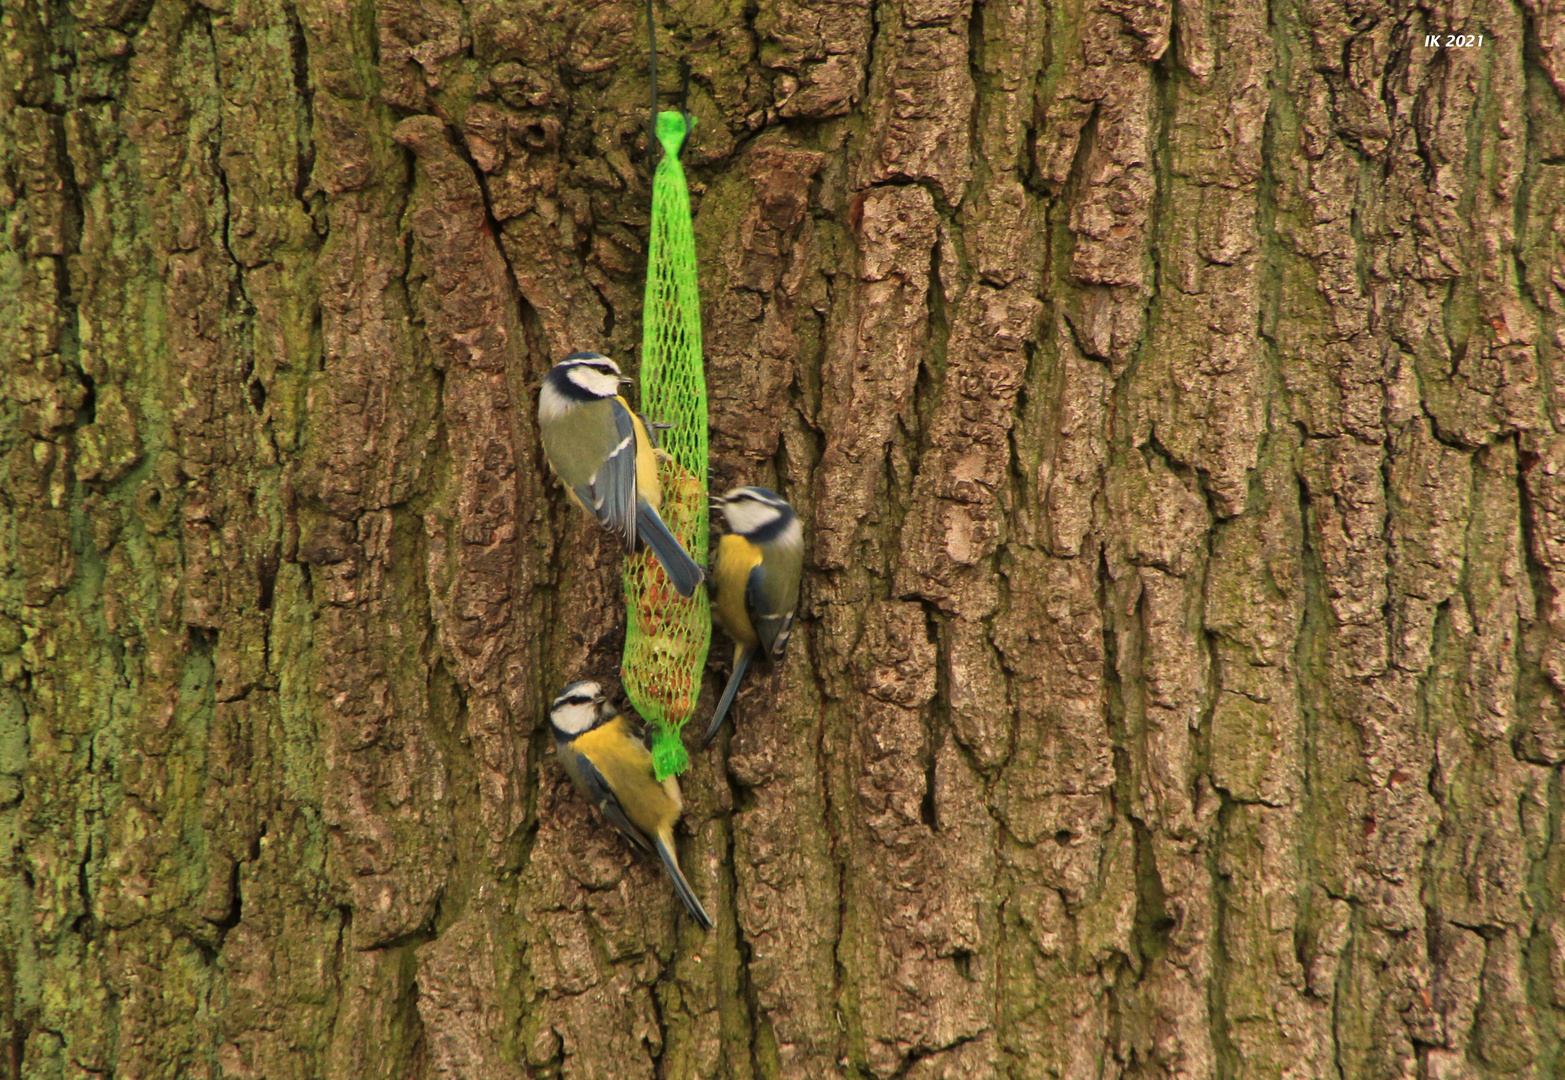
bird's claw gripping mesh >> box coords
[623,111,709,781]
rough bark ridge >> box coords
[3,0,1565,1077]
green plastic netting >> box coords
[623,111,709,781]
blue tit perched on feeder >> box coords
[537,352,704,597]
[549,680,713,930]
[703,487,803,747]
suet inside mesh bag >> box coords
[623,111,710,780]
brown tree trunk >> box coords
[4,0,1565,1077]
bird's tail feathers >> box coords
[655,834,713,930]
[636,502,705,597]
[702,646,753,748]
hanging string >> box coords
[678,60,692,159]
[646,0,659,168]
[646,1,696,166]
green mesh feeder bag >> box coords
[623,111,710,780]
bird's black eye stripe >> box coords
[554,692,597,707]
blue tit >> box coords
[702,487,803,747]
[538,352,704,597]
[549,680,714,930]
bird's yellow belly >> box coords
[573,716,680,837]
[714,534,761,650]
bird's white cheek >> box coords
[566,368,622,398]
[539,383,573,423]
[723,503,782,534]
[551,702,600,735]
[777,518,804,552]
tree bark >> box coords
[4,0,1565,1077]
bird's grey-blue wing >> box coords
[544,396,639,549]
[567,745,655,854]
[747,562,797,662]
[568,399,638,550]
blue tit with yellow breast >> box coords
[550,680,713,929]
[537,352,704,597]
[702,487,803,747]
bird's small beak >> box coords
[619,377,635,387]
